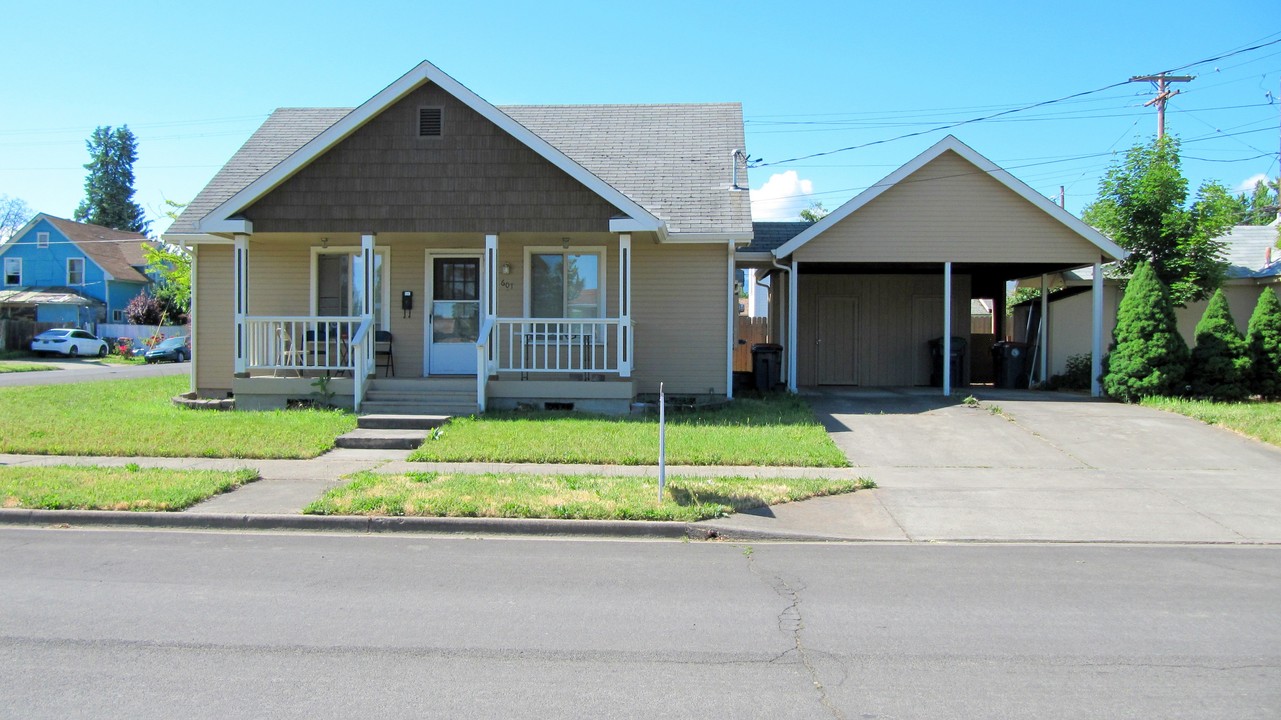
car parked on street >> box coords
[144,336,191,363]
[30,329,109,358]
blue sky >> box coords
[2,0,1277,234]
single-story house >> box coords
[737,136,1127,396]
[1025,218,1281,379]
[0,214,155,325]
[165,61,751,413]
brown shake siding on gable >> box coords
[243,84,624,234]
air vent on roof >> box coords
[418,107,443,137]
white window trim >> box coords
[66,257,85,286]
[36,232,49,248]
[4,257,20,286]
[308,245,391,329]
[522,245,607,319]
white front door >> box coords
[427,254,483,375]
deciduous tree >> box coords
[1083,136,1239,306]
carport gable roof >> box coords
[771,135,1125,262]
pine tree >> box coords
[1246,288,1281,399]
[1103,261,1189,402]
[73,125,149,234]
[1188,289,1251,401]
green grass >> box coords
[0,375,356,458]
[0,362,56,374]
[409,394,848,467]
[1141,397,1281,448]
[0,465,259,511]
[305,470,872,521]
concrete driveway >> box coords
[712,388,1281,543]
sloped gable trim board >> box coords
[771,135,1125,261]
[198,61,663,234]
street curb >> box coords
[0,508,700,539]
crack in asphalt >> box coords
[743,547,847,720]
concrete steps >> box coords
[336,379,475,450]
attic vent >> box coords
[418,107,443,137]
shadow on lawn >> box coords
[480,393,822,428]
[668,485,770,512]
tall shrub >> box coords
[1103,261,1188,402]
[1188,289,1250,401]
[1246,288,1281,399]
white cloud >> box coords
[1236,172,1271,194]
[750,171,814,221]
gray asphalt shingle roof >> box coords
[169,101,751,237]
[740,221,814,254]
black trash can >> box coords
[991,341,1030,389]
[751,343,783,392]
[928,336,967,388]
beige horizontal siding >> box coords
[630,241,728,395]
[194,244,233,395]
[798,274,971,386]
[796,151,1102,264]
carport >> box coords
[746,136,1124,397]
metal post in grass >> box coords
[658,381,666,503]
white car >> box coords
[31,329,109,358]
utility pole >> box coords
[1129,73,1193,138]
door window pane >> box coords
[432,301,480,343]
[565,254,599,318]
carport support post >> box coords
[787,259,798,392]
[943,262,952,397]
[1039,274,1049,386]
[1091,260,1103,397]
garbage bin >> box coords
[991,341,1030,389]
[928,336,967,388]
[751,343,783,392]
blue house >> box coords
[0,214,156,326]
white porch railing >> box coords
[245,316,364,374]
[491,318,630,374]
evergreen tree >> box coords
[1083,136,1238,306]
[1246,288,1281,399]
[1103,261,1188,402]
[74,125,149,234]
[1188,289,1251,401]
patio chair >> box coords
[375,330,394,376]
[275,327,304,377]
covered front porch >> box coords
[228,232,637,413]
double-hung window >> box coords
[3,257,20,286]
[67,258,85,285]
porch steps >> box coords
[336,378,477,450]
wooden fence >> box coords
[0,319,65,352]
[733,316,771,371]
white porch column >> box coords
[233,233,249,375]
[361,234,376,319]
[943,261,952,397]
[1039,273,1050,386]
[726,243,735,399]
[787,260,798,392]
[484,234,498,376]
[617,233,631,378]
[1091,260,1104,397]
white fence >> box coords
[96,324,189,342]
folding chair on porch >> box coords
[374,330,394,376]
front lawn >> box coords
[0,465,258,511]
[409,394,848,467]
[305,470,871,521]
[0,362,56,374]
[1142,397,1281,448]
[0,376,356,458]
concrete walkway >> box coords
[3,387,1280,543]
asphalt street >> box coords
[0,357,187,386]
[1,528,1277,719]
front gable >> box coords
[1,217,106,299]
[778,136,1123,265]
[243,82,624,234]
